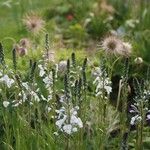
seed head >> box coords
[101,36,123,55]
[23,13,45,34]
[101,36,132,57]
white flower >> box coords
[22,82,29,90]
[3,101,10,108]
[0,75,14,88]
[55,105,83,135]
[31,91,40,102]
[72,127,78,132]
[43,72,53,87]
[93,73,112,97]
[134,57,143,64]
[125,19,139,28]
[53,132,59,136]
[104,85,112,94]
[58,60,67,72]
[130,115,142,125]
[147,114,150,120]
[70,115,83,128]
[56,115,67,128]
[38,65,45,77]
[63,124,72,135]
[77,118,83,128]
[47,107,51,112]
[91,67,102,77]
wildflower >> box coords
[23,13,45,34]
[101,36,132,57]
[66,14,74,21]
[14,44,27,56]
[130,115,142,125]
[55,105,83,135]
[146,114,150,120]
[101,36,123,55]
[43,73,53,87]
[120,42,132,57]
[22,82,29,90]
[63,124,72,134]
[3,101,10,108]
[125,19,139,28]
[47,107,51,113]
[53,132,59,136]
[58,60,67,72]
[134,57,143,64]
[0,75,14,88]
[91,67,102,78]
[56,115,67,128]
[19,38,30,49]
[93,76,112,97]
[44,51,55,62]
[31,91,40,102]
[18,47,27,57]
[38,64,46,77]
[72,127,78,132]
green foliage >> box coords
[0,0,149,149]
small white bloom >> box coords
[91,67,102,77]
[38,65,46,77]
[3,101,10,108]
[47,107,51,112]
[63,124,72,135]
[53,132,59,136]
[104,85,112,94]
[134,57,143,64]
[130,115,142,125]
[77,118,83,128]
[72,127,78,132]
[147,114,150,120]
[56,115,67,128]
[58,60,67,72]
[0,75,14,88]
[31,91,40,102]
[22,82,29,90]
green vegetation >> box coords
[0,0,150,149]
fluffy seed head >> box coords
[118,42,132,57]
[101,36,132,57]
[101,36,123,55]
[23,13,45,34]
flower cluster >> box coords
[93,67,112,98]
[0,74,14,88]
[56,103,83,135]
[14,38,30,57]
[129,89,150,126]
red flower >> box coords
[66,14,74,21]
